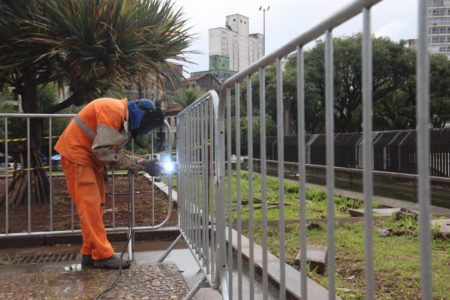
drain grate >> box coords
[1,252,78,265]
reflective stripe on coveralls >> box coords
[74,115,97,139]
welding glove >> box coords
[141,159,162,177]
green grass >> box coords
[170,170,450,299]
[227,171,366,221]
[255,219,450,300]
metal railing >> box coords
[0,113,174,238]
[175,0,434,299]
[167,91,228,298]
[255,129,450,178]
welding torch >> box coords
[139,153,177,177]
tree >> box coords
[0,0,191,207]
[430,55,450,127]
[173,87,205,107]
[284,35,450,134]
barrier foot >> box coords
[157,233,183,263]
[183,275,209,300]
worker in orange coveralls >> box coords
[55,98,163,269]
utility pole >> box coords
[259,5,270,56]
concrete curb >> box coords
[227,229,334,300]
[0,226,181,249]
[152,178,335,300]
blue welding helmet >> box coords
[128,99,164,139]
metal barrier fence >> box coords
[0,113,174,238]
[176,0,434,299]
[170,91,228,298]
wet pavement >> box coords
[0,241,190,300]
[0,239,278,299]
[0,261,188,300]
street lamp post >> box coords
[259,5,270,56]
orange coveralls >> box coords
[55,98,138,260]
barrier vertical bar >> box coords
[151,134,155,226]
[71,193,75,231]
[206,102,211,272]
[362,7,375,300]
[178,117,181,226]
[325,29,336,300]
[226,87,233,298]
[188,115,192,246]
[183,116,187,235]
[27,117,31,233]
[4,118,9,234]
[179,117,184,235]
[276,57,286,300]
[193,108,198,253]
[191,112,195,248]
[202,102,209,269]
[112,168,116,227]
[235,81,243,299]
[185,114,188,239]
[192,107,200,254]
[209,98,216,280]
[185,114,189,240]
[259,66,269,300]
[184,116,188,240]
[417,0,433,298]
[128,172,134,261]
[132,140,136,232]
[177,117,182,231]
[49,118,53,231]
[194,108,198,250]
[196,104,205,257]
[297,45,308,300]
[246,75,255,299]
[215,88,229,299]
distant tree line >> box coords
[238,34,450,137]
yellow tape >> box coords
[2,166,50,172]
[0,136,60,143]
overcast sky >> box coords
[172,0,418,75]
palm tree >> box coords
[0,0,191,206]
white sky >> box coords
[172,0,418,75]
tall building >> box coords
[209,14,263,72]
[429,0,450,58]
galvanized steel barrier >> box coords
[168,91,228,298]
[175,0,434,299]
[0,113,174,238]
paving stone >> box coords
[378,228,392,237]
[295,245,327,274]
[348,208,401,217]
[431,218,450,237]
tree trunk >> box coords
[0,76,50,208]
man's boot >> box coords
[81,255,94,266]
[93,254,131,269]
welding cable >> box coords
[94,229,132,300]
[95,172,135,300]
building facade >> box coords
[209,14,263,72]
[183,73,221,91]
[429,0,450,58]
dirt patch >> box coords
[0,175,177,234]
